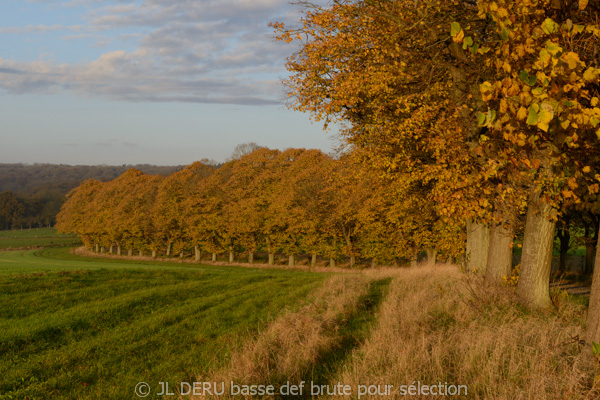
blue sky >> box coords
[0,0,338,165]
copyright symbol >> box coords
[135,382,151,397]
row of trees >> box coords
[56,147,464,267]
[57,0,600,343]
[270,0,600,342]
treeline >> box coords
[268,0,600,342]
[56,148,464,267]
[0,163,184,229]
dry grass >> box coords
[327,264,600,399]
[191,274,371,399]
[172,262,599,399]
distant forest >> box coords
[0,163,184,230]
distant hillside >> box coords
[0,163,184,229]
[0,163,183,195]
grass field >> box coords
[0,228,81,250]
[0,247,327,399]
[2,230,600,399]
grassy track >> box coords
[0,228,80,249]
[0,247,326,400]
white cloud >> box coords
[0,0,327,105]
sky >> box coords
[0,0,339,165]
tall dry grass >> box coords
[190,274,371,399]
[327,264,599,399]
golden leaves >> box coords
[480,81,495,101]
[583,68,599,82]
[579,0,589,10]
[525,102,555,132]
[563,52,583,70]
[541,18,559,35]
[451,22,464,43]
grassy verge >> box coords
[328,265,599,400]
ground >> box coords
[1,229,599,399]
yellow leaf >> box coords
[538,49,551,67]
[453,29,465,43]
[583,166,591,173]
[480,81,495,101]
[583,68,599,82]
[563,52,582,69]
[517,106,528,120]
[537,121,550,132]
[580,0,589,10]
[592,97,599,106]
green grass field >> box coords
[0,244,326,399]
[2,229,598,400]
[0,228,81,249]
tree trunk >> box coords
[349,255,355,267]
[266,237,273,266]
[152,250,157,258]
[485,222,515,284]
[586,242,596,275]
[95,244,99,253]
[586,219,600,343]
[139,249,143,257]
[212,252,217,262]
[248,252,254,263]
[410,247,418,267]
[229,250,234,263]
[180,251,184,259]
[557,219,570,273]
[117,244,122,256]
[516,189,556,310]
[330,258,336,268]
[195,246,200,262]
[584,222,597,275]
[466,220,490,272]
[100,247,105,254]
[311,253,317,269]
[128,248,133,257]
[426,248,437,266]
[288,255,295,267]
[371,259,376,268]
[166,242,171,257]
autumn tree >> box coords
[272,0,495,268]
[55,179,105,248]
[153,162,214,258]
[220,148,282,263]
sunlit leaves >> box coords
[541,18,559,35]
[450,22,461,37]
